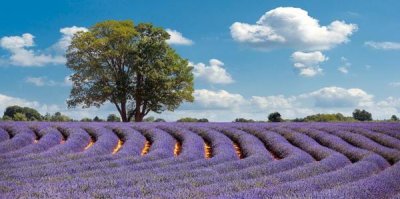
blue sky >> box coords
[0,0,399,121]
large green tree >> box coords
[66,20,194,122]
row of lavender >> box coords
[0,121,399,198]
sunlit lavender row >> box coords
[0,122,399,198]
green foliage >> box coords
[3,105,42,121]
[66,20,194,122]
[197,118,209,122]
[93,116,104,122]
[106,114,121,122]
[176,117,208,122]
[352,109,372,121]
[391,115,399,121]
[2,115,12,121]
[268,112,283,122]
[234,118,255,123]
[302,113,355,122]
[177,117,200,122]
[81,117,93,122]
[154,118,166,122]
[144,116,155,122]
[50,112,72,122]
[13,112,28,121]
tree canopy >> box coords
[268,112,283,122]
[352,109,372,121]
[3,105,42,121]
[66,20,194,122]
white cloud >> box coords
[338,56,351,74]
[166,29,194,46]
[365,41,400,50]
[377,97,400,113]
[53,26,88,52]
[250,95,295,109]
[338,67,349,74]
[300,87,374,108]
[389,82,400,87]
[230,7,357,51]
[0,93,60,116]
[26,77,46,86]
[0,33,65,67]
[0,26,87,67]
[191,59,234,84]
[193,89,246,109]
[291,51,327,77]
[0,92,117,120]
[25,76,72,87]
[174,86,387,121]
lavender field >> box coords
[0,122,399,198]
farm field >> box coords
[0,122,399,198]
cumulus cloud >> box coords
[191,59,234,84]
[166,29,194,46]
[365,41,400,50]
[193,89,246,109]
[338,67,348,74]
[300,87,374,108]
[53,26,88,52]
[0,93,59,115]
[230,7,357,51]
[0,33,65,66]
[389,82,400,87]
[377,97,400,113]
[0,26,87,67]
[173,86,395,121]
[25,76,72,87]
[291,51,327,77]
[250,95,294,109]
[338,56,351,74]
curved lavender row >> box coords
[0,125,35,154]
[0,125,145,170]
[340,126,400,150]
[81,126,119,156]
[295,127,389,169]
[231,127,391,198]
[109,125,146,156]
[157,127,351,199]
[157,125,205,160]
[27,122,53,135]
[189,126,238,160]
[212,126,273,159]
[0,128,10,142]
[0,125,177,185]
[0,127,63,159]
[0,126,208,196]
[39,125,235,182]
[302,161,400,198]
[20,125,312,198]
[341,122,400,140]
[1,125,243,197]
[320,127,400,164]
[131,125,176,159]
[0,127,90,173]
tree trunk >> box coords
[120,101,129,122]
[134,103,143,122]
[134,113,144,122]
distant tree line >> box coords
[234,109,398,123]
[1,105,399,123]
